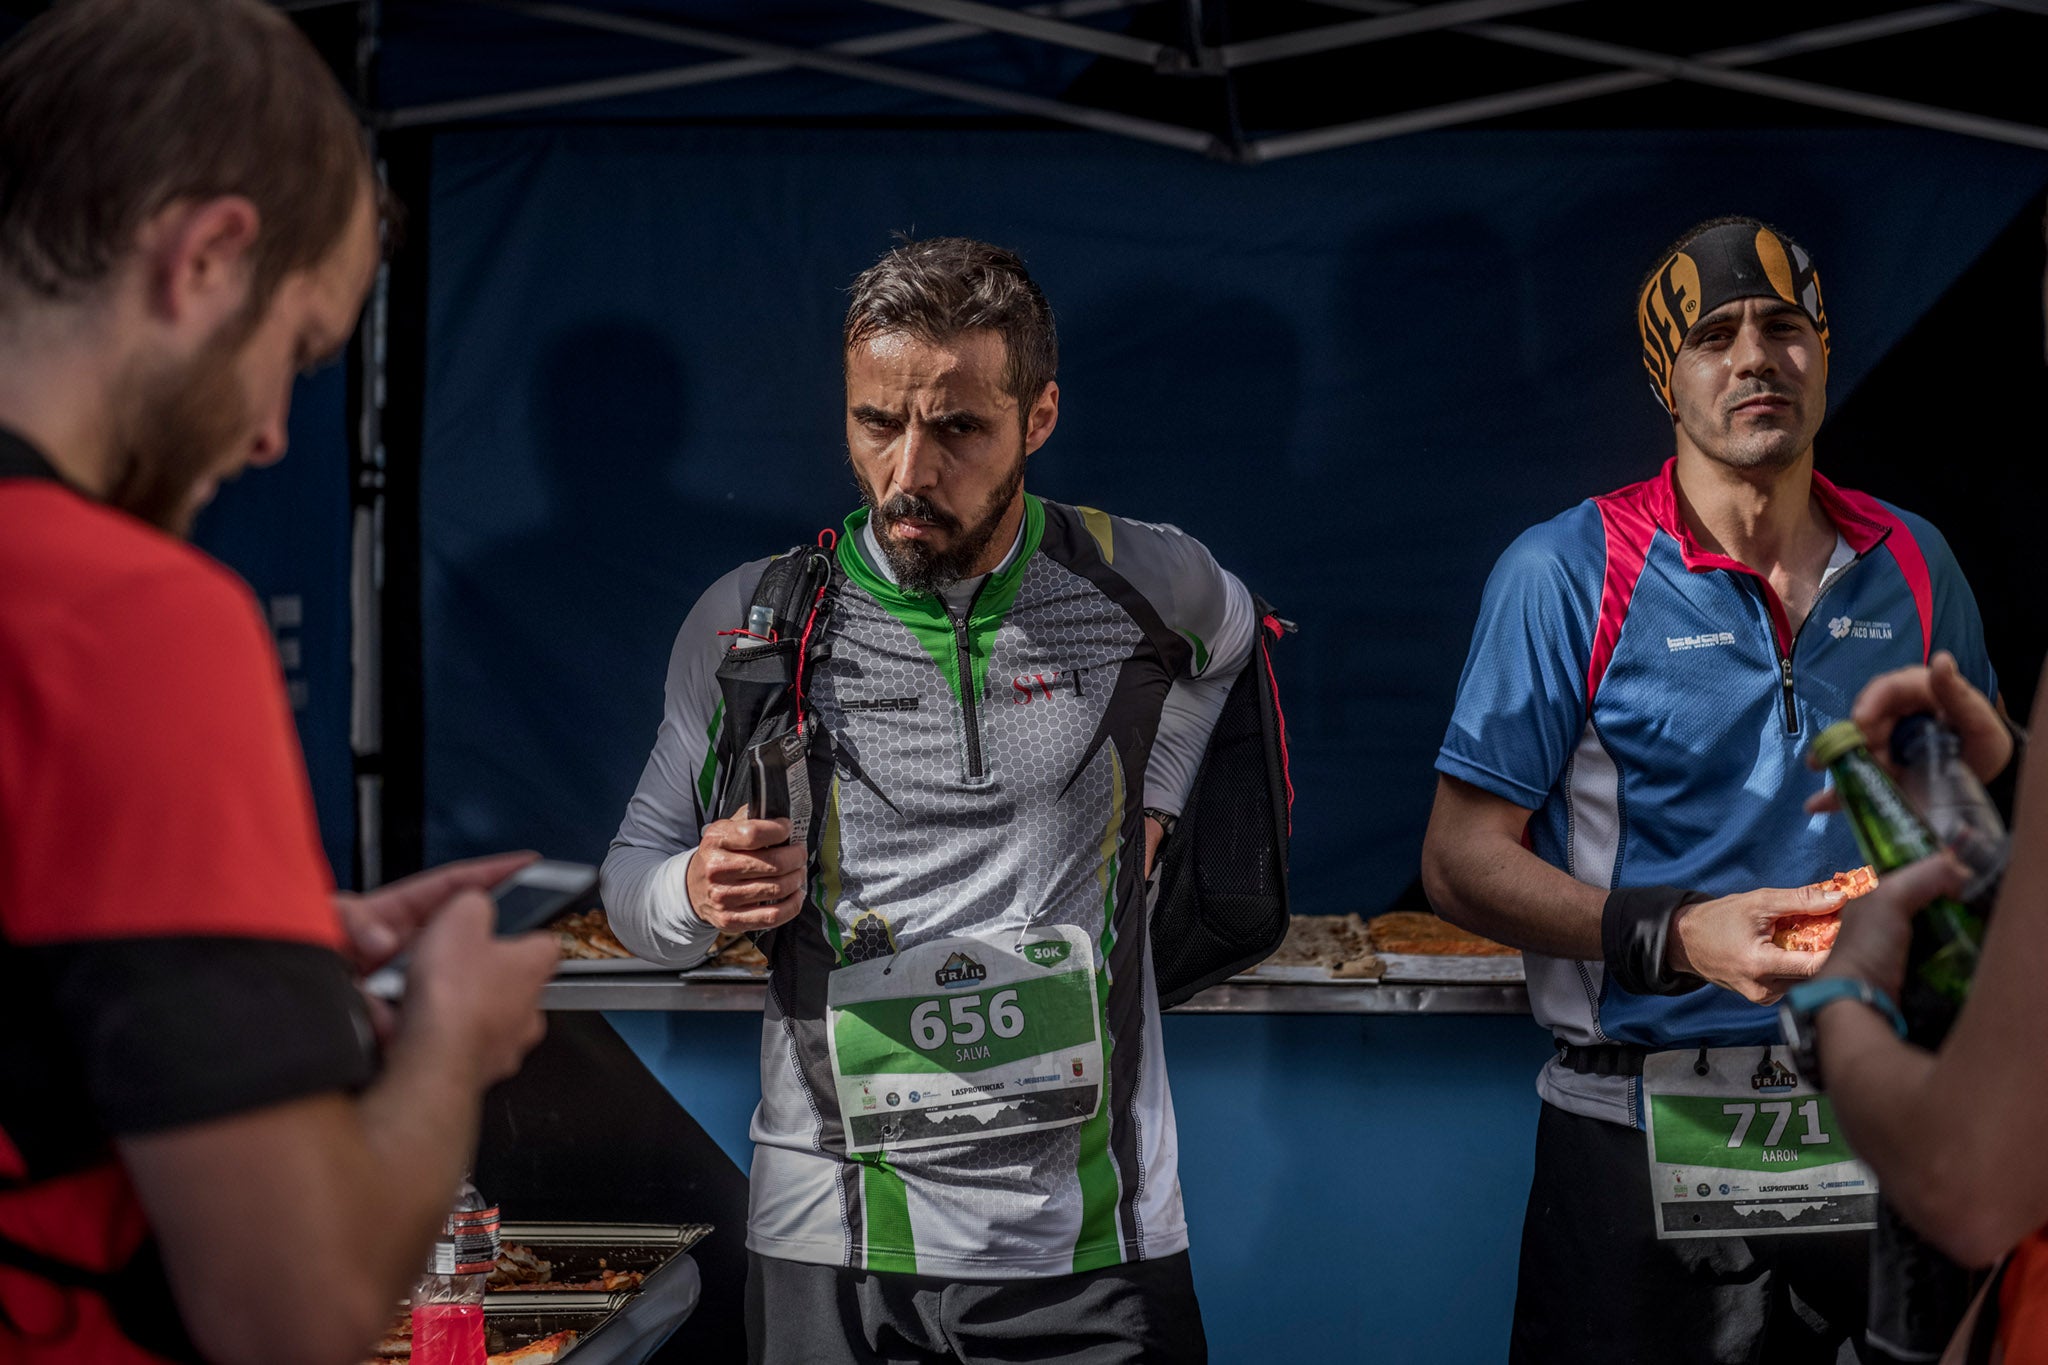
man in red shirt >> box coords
[0,3,558,1362]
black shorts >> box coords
[1512,1101,1870,1365]
[744,1249,1207,1365]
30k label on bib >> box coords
[826,926,1104,1154]
[1643,1047,1878,1239]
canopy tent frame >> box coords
[369,0,2048,162]
[334,0,2048,884]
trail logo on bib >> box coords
[1753,1055,1799,1092]
[1643,1046,1877,1238]
[826,926,1106,1154]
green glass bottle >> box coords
[1809,720,1982,1014]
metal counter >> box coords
[541,974,1529,1015]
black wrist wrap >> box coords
[1602,886,1711,996]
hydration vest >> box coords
[711,538,1292,1008]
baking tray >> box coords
[480,1222,711,1359]
[677,960,767,980]
[553,958,677,975]
[1377,954,1525,984]
[1236,963,1382,983]
[1232,955,1524,985]
[491,1222,712,1292]
[482,1292,622,1356]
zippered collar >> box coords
[1633,456,1893,661]
[1642,455,1892,575]
[838,493,1045,620]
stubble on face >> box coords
[854,440,1026,596]
[105,307,255,537]
[1674,378,1820,475]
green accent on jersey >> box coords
[1073,749,1127,1273]
[815,776,846,962]
[831,968,1100,1076]
[856,1155,918,1274]
[1650,1093,1859,1173]
[1177,629,1210,675]
[836,496,1047,707]
[696,699,725,810]
[1076,505,1115,563]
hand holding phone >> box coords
[489,859,600,935]
[365,859,597,997]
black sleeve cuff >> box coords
[37,937,379,1135]
[1602,886,1711,996]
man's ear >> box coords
[1023,380,1060,457]
[144,196,261,329]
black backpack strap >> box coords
[711,535,845,971]
[711,537,840,821]
[1149,598,1294,1009]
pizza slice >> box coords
[553,908,635,961]
[1366,911,1519,957]
[487,1329,579,1365]
[1770,866,1879,952]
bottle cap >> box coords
[1809,719,1869,769]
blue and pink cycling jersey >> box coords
[1438,458,1995,1127]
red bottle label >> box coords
[411,1303,487,1365]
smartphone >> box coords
[492,859,599,935]
[363,859,597,1000]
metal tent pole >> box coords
[462,0,1226,157]
[383,0,1145,130]
[1220,0,1585,68]
[348,0,387,888]
[859,0,1171,66]
[1278,0,2048,154]
[1251,3,2010,161]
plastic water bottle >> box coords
[410,1175,499,1365]
[1891,713,2009,904]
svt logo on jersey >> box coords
[1010,670,1081,704]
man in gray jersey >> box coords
[603,237,1251,1363]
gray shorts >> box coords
[744,1250,1208,1365]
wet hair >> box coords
[843,236,1059,417]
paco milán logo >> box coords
[935,952,988,989]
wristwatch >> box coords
[1777,977,1908,1089]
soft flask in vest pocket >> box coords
[711,544,836,822]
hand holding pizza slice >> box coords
[1770,867,1878,952]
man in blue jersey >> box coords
[1422,217,1997,1364]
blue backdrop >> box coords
[193,365,356,886]
[418,124,2048,913]
[391,124,2048,1361]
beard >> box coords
[856,444,1027,596]
[105,311,256,537]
